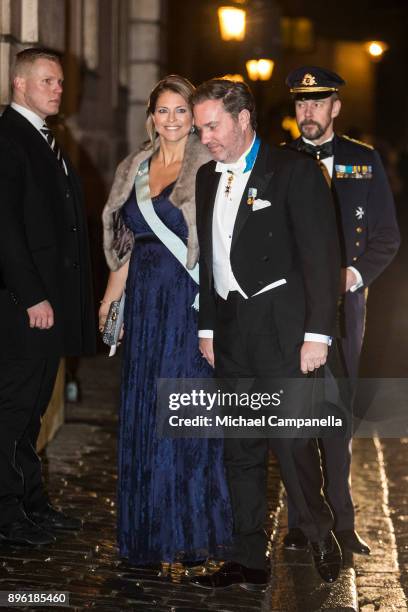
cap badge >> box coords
[301,73,317,87]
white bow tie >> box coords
[215,158,246,174]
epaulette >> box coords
[341,134,374,150]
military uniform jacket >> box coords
[0,106,96,358]
[287,134,400,287]
[285,134,400,376]
[196,140,341,354]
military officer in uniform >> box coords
[282,66,400,555]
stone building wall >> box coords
[127,0,165,150]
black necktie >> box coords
[298,139,334,160]
[40,125,66,173]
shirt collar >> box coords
[215,133,259,174]
[11,102,46,131]
[302,134,334,147]
[237,133,257,167]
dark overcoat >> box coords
[0,106,95,359]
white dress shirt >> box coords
[212,141,255,300]
[302,134,363,292]
[11,102,45,132]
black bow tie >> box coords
[299,140,334,160]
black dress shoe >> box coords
[310,531,342,583]
[283,528,309,550]
[28,504,82,531]
[335,529,370,555]
[190,561,268,591]
[0,517,56,546]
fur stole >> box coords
[102,134,211,271]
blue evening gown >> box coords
[117,181,232,564]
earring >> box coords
[190,126,195,134]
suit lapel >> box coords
[231,141,274,250]
[332,134,350,202]
[291,136,303,152]
[201,162,220,269]
[332,134,341,188]
[3,107,64,173]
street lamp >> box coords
[241,0,280,137]
[366,40,389,60]
[242,1,279,82]
[218,5,246,41]
[246,58,274,81]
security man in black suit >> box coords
[282,66,400,555]
[190,79,342,589]
[0,48,95,546]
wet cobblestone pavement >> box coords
[341,437,408,612]
[0,355,283,611]
[383,438,408,604]
[1,354,407,611]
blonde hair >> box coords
[145,75,195,147]
[12,47,61,81]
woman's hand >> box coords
[99,301,110,333]
[99,300,124,342]
[99,263,129,335]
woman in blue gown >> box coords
[100,75,232,565]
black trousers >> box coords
[288,436,354,531]
[214,292,333,570]
[287,339,355,532]
[0,356,60,526]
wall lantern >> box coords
[246,58,274,81]
[218,6,246,41]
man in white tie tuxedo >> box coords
[190,79,342,589]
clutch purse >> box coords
[102,293,125,356]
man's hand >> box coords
[340,267,357,293]
[300,341,328,374]
[26,300,54,329]
[199,337,214,368]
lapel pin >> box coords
[247,187,257,206]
